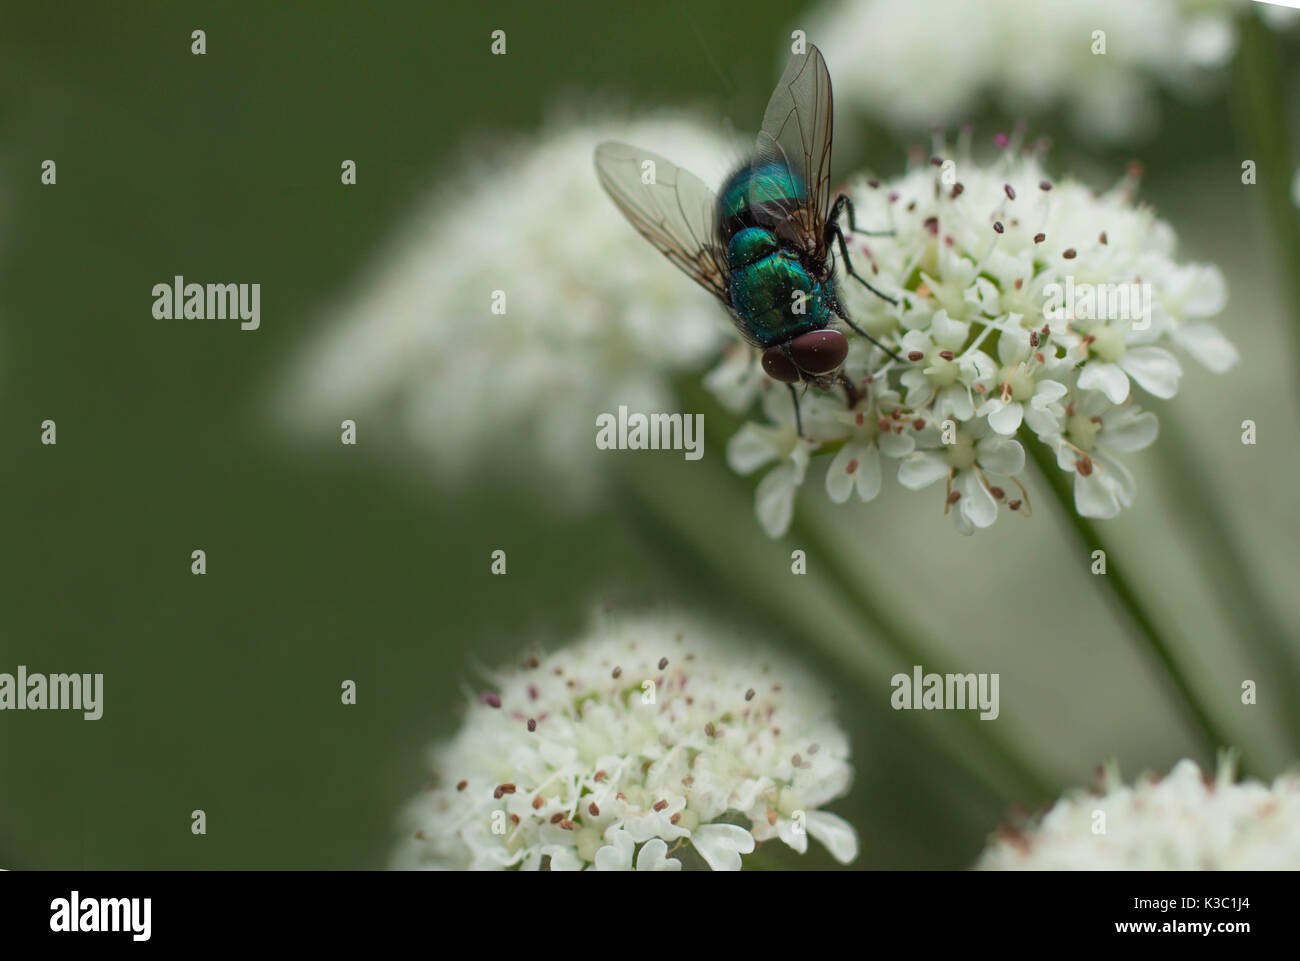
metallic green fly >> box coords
[594,43,899,434]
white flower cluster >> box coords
[977,755,1300,869]
[717,137,1237,537]
[808,0,1296,141]
[280,116,738,500]
[392,611,858,870]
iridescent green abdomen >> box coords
[726,227,833,347]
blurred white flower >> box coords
[977,754,1300,869]
[279,115,740,500]
[711,137,1237,535]
[807,0,1286,141]
[393,610,858,870]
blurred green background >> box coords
[1,1,1297,869]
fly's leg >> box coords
[785,382,804,438]
[827,222,898,308]
[839,370,864,409]
[829,193,894,237]
[825,254,904,363]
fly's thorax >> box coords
[717,159,810,241]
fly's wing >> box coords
[594,142,731,307]
[754,43,834,259]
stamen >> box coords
[1009,475,1032,517]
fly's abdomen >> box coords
[727,228,831,346]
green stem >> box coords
[780,506,1059,802]
[1154,415,1300,753]
[1020,430,1256,775]
[1234,13,1300,391]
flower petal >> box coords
[1077,361,1130,404]
[1171,323,1239,373]
[826,442,862,504]
[976,435,1025,475]
[727,424,781,475]
[593,830,634,871]
[1180,264,1228,317]
[986,399,1024,436]
[897,451,949,490]
[1033,379,1068,404]
[1102,410,1158,453]
[1074,469,1120,519]
[805,811,859,865]
[1119,347,1181,399]
[777,817,809,854]
[957,471,998,529]
[854,443,883,502]
[755,462,800,538]
[691,823,755,871]
[635,838,682,871]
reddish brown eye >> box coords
[788,329,848,375]
[761,346,801,383]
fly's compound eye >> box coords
[761,346,802,383]
[788,329,848,375]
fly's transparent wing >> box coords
[754,43,835,257]
[594,142,730,305]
